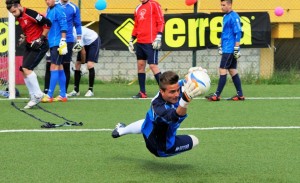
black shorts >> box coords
[136,43,159,64]
[22,40,49,70]
[143,134,193,157]
[77,38,100,63]
[220,53,237,69]
[62,42,74,63]
[50,46,64,65]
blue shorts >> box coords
[62,42,74,63]
[50,46,64,65]
[77,38,100,63]
[22,40,49,70]
[136,43,159,65]
[143,134,193,157]
[220,53,237,69]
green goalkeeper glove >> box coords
[57,38,68,55]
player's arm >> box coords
[26,9,52,28]
[74,5,82,40]
[80,47,86,64]
[154,2,165,34]
[152,99,186,123]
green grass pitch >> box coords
[1,83,299,182]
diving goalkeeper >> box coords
[112,68,205,157]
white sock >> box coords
[27,72,43,96]
[118,119,144,136]
[24,77,33,98]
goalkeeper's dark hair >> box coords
[6,0,20,10]
[221,0,232,3]
[159,71,179,91]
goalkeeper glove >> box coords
[234,46,241,59]
[218,44,223,55]
[31,35,45,50]
[152,34,162,50]
[179,80,201,108]
[72,39,83,53]
[57,38,68,55]
[128,37,135,54]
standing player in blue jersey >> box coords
[206,0,245,101]
[67,26,100,97]
[112,69,203,157]
[6,0,51,109]
[43,0,82,94]
[42,0,68,103]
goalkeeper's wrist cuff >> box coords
[179,98,189,108]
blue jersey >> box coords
[46,4,68,48]
[58,1,82,43]
[221,11,242,53]
[141,80,187,156]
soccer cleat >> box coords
[41,94,53,103]
[84,90,94,97]
[227,94,245,101]
[112,123,126,138]
[205,93,220,101]
[67,90,80,97]
[132,91,147,98]
[24,94,43,109]
[53,95,68,102]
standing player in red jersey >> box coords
[129,0,165,98]
[6,0,52,109]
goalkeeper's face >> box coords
[8,5,21,18]
[160,83,180,104]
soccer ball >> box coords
[187,70,211,95]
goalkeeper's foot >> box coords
[205,93,220,101]
[24,94,43,109]
[67,90,80,97]
[227,94,245,101]
[41,94,53,103]
[132,91,147,99]
[53,95,68,102]
[112,123,126,138]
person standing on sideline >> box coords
[129,0,165,98]
[112,70,203,157]
[42,0,68,103]
[6,0,52,109]
[67,26,100,97]
[205,0,245,101]
[43,0,82,94]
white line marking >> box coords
[1,97,300,101]
[1,126,300,133]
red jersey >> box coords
[17,7,51,44]
[132,0,165,44]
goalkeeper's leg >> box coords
[112,119,144,138]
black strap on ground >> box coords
[11,101,83,128]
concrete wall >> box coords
[34,48,262,81]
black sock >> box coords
[74,70,81,93]
[138,73,146,93]
[44,62,51,94]
[232,74,243,96]
[63,62,70,91]
[88,68,95,92]
[154,72,161,85]
[215,74,227,97]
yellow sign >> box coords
[114,18,135,46]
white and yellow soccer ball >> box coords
[186,68,211,95]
